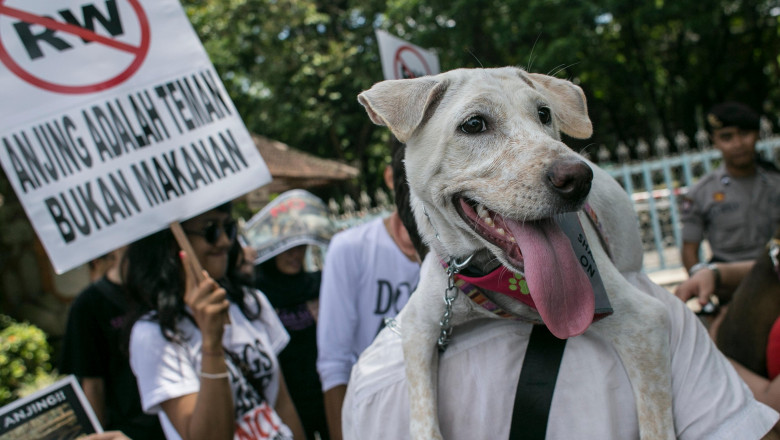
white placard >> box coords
[376,29,440,80]
[0,375,102,437]
[0,0,270,273]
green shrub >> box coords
[0,314,56,406]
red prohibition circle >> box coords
[393,45,432,79]
[0,0,150,94]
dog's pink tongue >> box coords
[505,218,595,339]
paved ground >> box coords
[647,266,687,293]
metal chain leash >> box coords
[438,254,473,351]
[422,204,475,351]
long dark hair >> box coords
[123,203,260,343]
[391,137,428,258]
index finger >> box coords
[180,252,210,306]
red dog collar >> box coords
[457,268,536,309]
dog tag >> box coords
[556,212,613,317]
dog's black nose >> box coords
[546,159,593,201]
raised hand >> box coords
[180,250,230,350]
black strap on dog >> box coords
[508,325,567,440]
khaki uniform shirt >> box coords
[680,165,780,262]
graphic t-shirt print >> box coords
[225,339,292,440]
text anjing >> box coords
[3,69,232,194]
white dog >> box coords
[358,67,675,439]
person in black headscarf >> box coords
[255,244,328,440]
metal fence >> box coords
[327,188,395,232]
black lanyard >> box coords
[508,325,567,440]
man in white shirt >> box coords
[343,263,779,439]
[342,71,778,439]
[317,141,421,439]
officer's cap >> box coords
[706,102,760,132]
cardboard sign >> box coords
[0,375,102,438]
[376,29,440,80]
[243,189,334,264]
[0,0,271,273]
[557,212,612,316]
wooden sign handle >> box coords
[170,221,204,284]
[170,221,230,324]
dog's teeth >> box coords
[509,236,516,243]
[477,205,488,218]
[496,228,506,235]
[484,217,494,227]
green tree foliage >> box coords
[377,0,780,154]
[183,0,392,195]
[182,0,779,191]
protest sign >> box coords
[0,375,102,439]
[243,189,334,265]
[0,0,271,273]
[376,29,440,80]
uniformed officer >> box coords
[680,102,780,275]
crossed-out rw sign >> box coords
[0,0,270,273]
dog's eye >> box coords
[538,106,552,125]
[460,116,487,134]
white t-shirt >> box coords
[343,271,779,440]
[130,288,293,440]
[317,216,421,391]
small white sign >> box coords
[0,0,270,273]
[376,29,440,80]
[0,375,103,437]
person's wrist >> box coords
[688,262,708,276]
[201,338,223,354]
[690,262,720,288]
[706,263,721,290]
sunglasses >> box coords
[184,219,238,245]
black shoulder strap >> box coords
[508,325,567,440]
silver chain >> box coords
[438,254,473,351]
[421,204,475,351]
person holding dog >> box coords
[342,156,780,439]
[680,101,780,273]
[316,140,421,440]
[341,67,778,440]
[343,181,779,440]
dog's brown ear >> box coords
[527,73,593,139]
[358,78,448,143]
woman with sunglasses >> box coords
[125,203,306,440]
